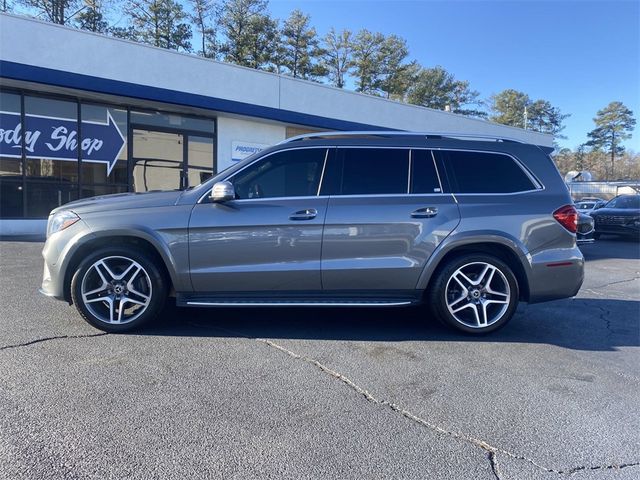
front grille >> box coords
[596,215,629,225]
[577,223,594,234]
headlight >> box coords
[47,211,80,237]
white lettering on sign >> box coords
[0,123,41,153]
[231,141,270,162]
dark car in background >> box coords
[590,195,640,240]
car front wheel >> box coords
[71,247,167,332]
[429,254,519,334]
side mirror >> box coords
[210,181,235,202]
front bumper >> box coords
[40,220,93,302]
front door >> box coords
[188,147,329,292]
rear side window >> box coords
[440,150,536,193]
[322,148,409,195]
[411,149,442,194]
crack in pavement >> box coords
[588,276,640,290]
[0,332,108,351]
[255,336,640,478]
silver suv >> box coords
[41,132,584,334]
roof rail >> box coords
[279,130,527,145]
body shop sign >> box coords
[0,111,125,175]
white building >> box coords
[0,13,552,236]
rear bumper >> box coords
[527,246,584,303]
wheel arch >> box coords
[61,232,177,304]
[418,235,531,302]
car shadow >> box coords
[138,297,640,352]
[580,238,640,260]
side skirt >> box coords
[176,290,422,308]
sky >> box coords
[265,0,640,151]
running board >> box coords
[176,294,418,308]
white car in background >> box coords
[575,198,606,214]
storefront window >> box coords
[80,104,128,185]
[0,91,23,177]
[80,184,129,198]
[187,136,214,186]
[131,110,215,134]
[25,179,78,218]
[1,89,218,218]
[24,96,79,183]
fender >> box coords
[415,230,532,291]
[59,225,190,294]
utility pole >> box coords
[523,106,528,130]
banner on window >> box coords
[0,111,125,175]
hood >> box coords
[591,207,640,217]
[52,190,184,216]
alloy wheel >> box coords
[445,261,511,329]
[80,256,153,325]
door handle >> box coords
[289,209,318,221]
[411,207,438,218]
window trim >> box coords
[434,148,544,195]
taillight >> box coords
[553,205,578,234]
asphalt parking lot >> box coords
[0,239,638,479]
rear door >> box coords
[320,147,460,291]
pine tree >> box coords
[188,0,220,58]
[21,0,83,24]
[219,0,270,67]
[280,9,324,80]
[75,0,109,33]
[407,66,485,118]
[321,28,353,88]
[587,101,636,180]
[126,0,192,51]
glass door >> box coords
[132,129,185,192]
[131,129,215,192]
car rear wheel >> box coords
[429,254,519,334]
[71,247,167,332]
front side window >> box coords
[322,148,409,195]
[230,148,326,199]
[440,150,537,194]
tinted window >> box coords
[231,148,326,199]
[606,196,640,209]
[411,150,441,194]
[323,148,409,195]
[441,150,536,193]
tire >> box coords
[70,246,168,332]
[428,254,519,334]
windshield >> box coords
[576,202,595,209]
[605,196,640,209]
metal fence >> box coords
[567,182,640,200]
